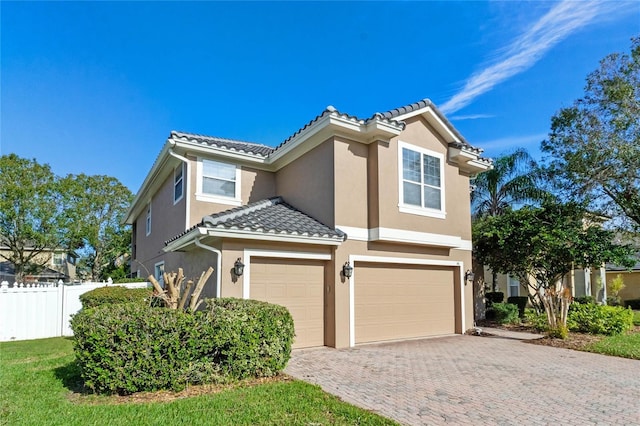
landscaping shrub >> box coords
[623,299,640,310]
[524,309,548,332]
[206,298,295,379]
[606,296,622,307]
[506,296,528,318]
[633,310,640,326]
[485,292,504,308]
[490,302,519,324]
[79,286,153,309]
[573,296,596,305]
[568,303,634,335]
[70,298,294,395]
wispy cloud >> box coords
[449,113,495,120]
[440,1,617,114]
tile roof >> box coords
[171,131,275,157]
[165,197,345,245]
[171,99,480,158]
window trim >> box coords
[397,141,446,219]
[154,261,165,288]
[145,202,152,236]
[195,157,242,206]
[173,163,184,204]
[508,275,520,297]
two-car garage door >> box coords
[354,262,456,344]
[250,258,325,349]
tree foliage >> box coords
[542,37,640,230]
[471,148,546,219]
[0,154,69,281]
[62,174,133,281]
[473,201,635,330]
[0,154,132,282]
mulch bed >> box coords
[475,319,640,351]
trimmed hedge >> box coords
[485,292,504,308]
[79,286,153,309]
[70,298,294,395]
[568,303,634,336]
[506,296,528,318]
[624,299,640,310]
[491,302,519,324]
[573,296,596,305]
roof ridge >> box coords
[171,130,273,149]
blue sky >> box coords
[2,1,639,192]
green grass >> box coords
[584,331,640,360]
[1,338,396,426]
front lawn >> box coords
[584,330,640,359]
[0,337,396,425]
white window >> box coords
[154,262,165,288]
[508,275,520,297]
[52,253,66,266]
[398,142,445,219]
[174,164,184,203]
[145,203,152,236]
[196,158,241,205]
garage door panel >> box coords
[355,263,455,344]
[250,258,324,349]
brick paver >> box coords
[285,334,640,425]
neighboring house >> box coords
[480,267,606,303]
[124,99,491,349]
[607,256,640,303]
[0,248,77,283]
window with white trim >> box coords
[508,275,520,297]
[196,158,241,205]
[174,164,184,203]
[398,142,445,218]
[145,203,152,236]
[154,262,165,288]
[52,253,66,266]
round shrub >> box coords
[79,286,153,309]
[206,298,295,379]
[70,298,295,395]
[568,303,634,335]
[485,292,504,308]
[573,295,596,305]
[490,302,519,324]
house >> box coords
[606,256,640,304]
[124,99,492,349]
[0,247,77,283]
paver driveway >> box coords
[285,334,640,425]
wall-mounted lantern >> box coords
[464,269,475,284]
[233,258,245,277]
[342,261,353,279]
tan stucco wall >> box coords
[187,155,277,226]
[133,169,187,279]
[376,116,473,240]
[333,137,369,228]
[276,139,335,226]
[607,271,640,302]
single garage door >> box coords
[355,262,456,344]
[250,258,325,349]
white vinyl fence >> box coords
[0,281,150,342]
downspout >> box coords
[168,147,191,231]
[194,237,222,298]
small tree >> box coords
[474,201,634,336]
[608,274,626,306]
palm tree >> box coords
[471,148,547,291]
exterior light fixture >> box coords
[464,270,475,284]
[233,258,245,277]
[342,261,353,279]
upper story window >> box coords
[398,141,446,219]
[145,203,152,236]
[196,158,241,206]
[174,164,184,203]
[52,253,66,266]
